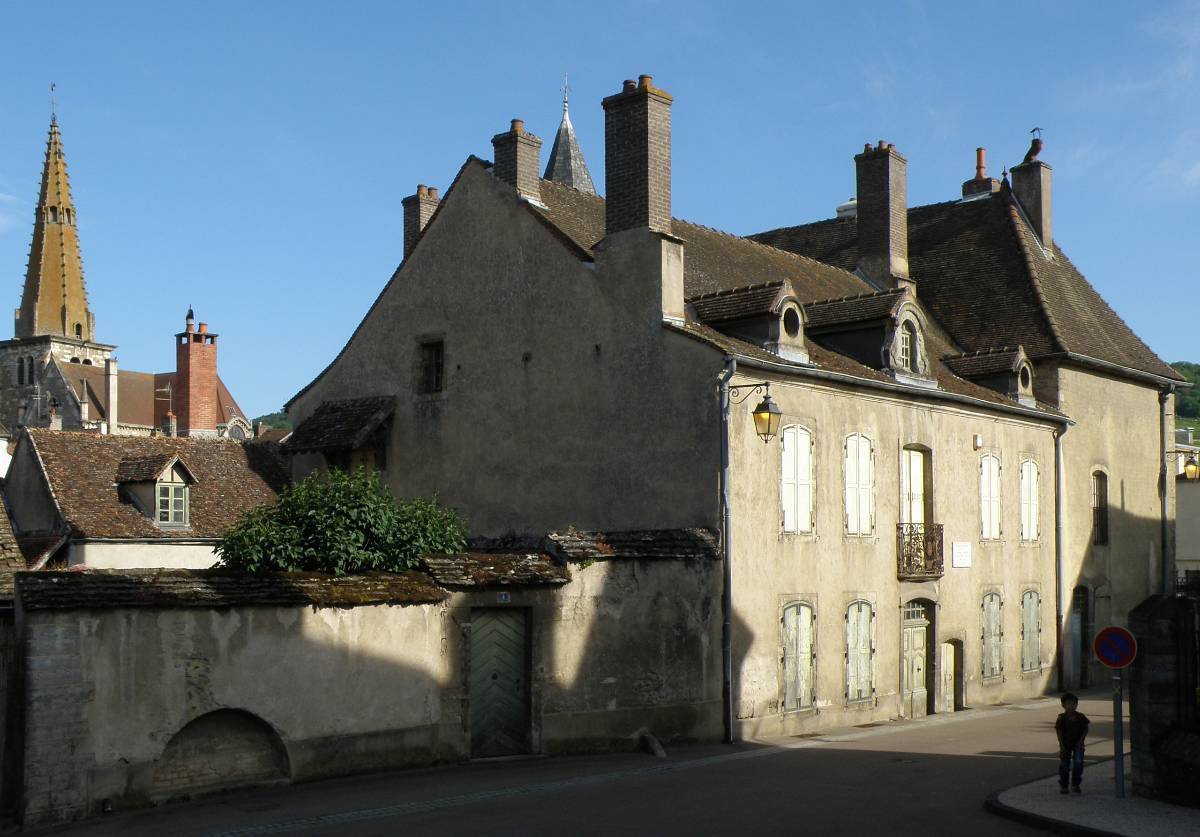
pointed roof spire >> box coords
[542,77,597,195]
[16,117,95,341]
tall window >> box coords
[418,340,444,394]
[1092,471,1109,545]
[1019,459,1039,542]
[901,447,928,526]
[157,483,189,526]
[781,425,814,533]
[844,434,874,535]
[782,602,815,711]
[846,600,874,702]
[16,358,23,386]
[982,593,1003,679]
[1021,591,1041,672]
[980,454,1001,540]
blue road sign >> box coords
[1094,626,1137,669]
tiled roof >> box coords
[14,568,446,611]
[750,193,1182,383]
[54,362,248,429]
[115,454,184,483]
[26,429,287,540]
[0,486,27,600]
[544,528,720,562]
[422,552,570,587]
[942,348,1025,379]
[689,282,786,324]
[284,396,394,452]
[804,290,906,329]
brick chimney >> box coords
[962,147,1001,198]
[401,184,439,260]
[603,75,673,237]
[175,313,218,437]
[492,120,542,203]
[595,75,684,324]
[1011,148,1052,249]
[104,357,119,435]
[855,141,911,291]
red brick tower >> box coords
[175,308,218,436]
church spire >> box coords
[542,78,597,195]
[16,117,95,341]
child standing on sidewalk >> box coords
[1055,692,1090,794]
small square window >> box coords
[157,483,188,526]
[419,340,444,394]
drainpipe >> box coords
[1054,424,1067,693]
[718,356,736,744]
[1159,387,1174,595]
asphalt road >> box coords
[47,691,1117,837]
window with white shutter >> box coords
[982,593,1003,679]
[980,454,1001,540]
[781,426,814,534]
[782,602,815,710]
[1021,590,1041,671]
[846,600,874,702]
[1020,460,1039,541]
[844,434,874,535]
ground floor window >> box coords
[782,602,815,710]
[1021,591,1041,672]
[846,600,874,702]
[982,593,1003,679]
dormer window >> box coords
[116,453,196,529]
[899,320,918,373]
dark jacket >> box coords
[1056,711,1090,751]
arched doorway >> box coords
[151,709,289,802]
[901,599,934,718]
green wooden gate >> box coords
[469,609,529,757]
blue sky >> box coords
[2,1,1197,418]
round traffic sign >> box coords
[1094,626,1137,669]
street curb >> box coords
[983,759,1123,837]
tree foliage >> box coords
[1172,362,1200,419]
[216,468,466,575]
[252,410,292,430]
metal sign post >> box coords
[1094,626,1137,799]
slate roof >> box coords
[0,486,27,600]
[544,528,720,562]
[750,193,1182,383]
[942,347,1025,379]
[689,282,786,324]
[284,396,394,452]
[26,429,288,540]
[542,105,596,195]
[14,568,446,610]
[804,290,906,329]
[422,552,570,587]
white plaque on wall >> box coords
[952,542,972,568]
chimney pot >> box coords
[511,118,524,134]
[416,184,428,197]
[638,74,653,89]
[198,323,208,334]
[975,147,987,180]
[427,187,438,200]
[622,79,637,93]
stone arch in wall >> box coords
[151,709,290,801]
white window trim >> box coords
[979,454,1001,541]
[781,425,815,534]
[156,482,190,528]
[1019,459,1039,542]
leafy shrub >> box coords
[216,468,466,575]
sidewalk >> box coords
[988,757,1200,837]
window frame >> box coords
[979,454,1001,541]
[1092,470,1109,546]
[781,601,816,712]
[843,433,875,536]
[417,339,445,395]
[156,482,189,527]
[981,592,1003,680]
[1019,459,1039,542]
[781,424,815,534]
[845,600,875,703]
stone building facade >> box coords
[0,119,250,440]
[285,75,1182,744]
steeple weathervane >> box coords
[50,82,56,122]
[562,74,570,114]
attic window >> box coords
[1019,366,1031,389]
[783,308,801,338]
[158,483,189,526]
[899,321,919,373]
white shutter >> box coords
[846,606,859,698]
[1030,463,1039,540]
[783,605,798,709]
[990,458,1001,539]
[904,449,925,526]
[1019,461,1031,541]
[858,438,873,535]
[845,437,859,534]
[863,604,875,695]
[979,457,989,538]
[782,427,797,533]
[981,455,1000,539]
[796,429,813,533]
[798,605,813,708]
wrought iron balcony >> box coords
[897,522,944,581]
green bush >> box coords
[1173,362,1200,420]
[216,468,466,575]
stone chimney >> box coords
[104,357,119,435]
[1010,142,1052,249]
[603,75,673,237]
[492,120,542,203]
[175,314,219,437]
[595,75,684,324]
[854,140,911,290]
[401,184,439,260]
[962,147,1001,198]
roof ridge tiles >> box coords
[686,280,785,301]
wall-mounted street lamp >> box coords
[729,382,782,443]
[1167,449,1200,481]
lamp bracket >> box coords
[729,381,771,405]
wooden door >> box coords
[470,609,529,758]
[901,602,929,718]
[939,642,956,713]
